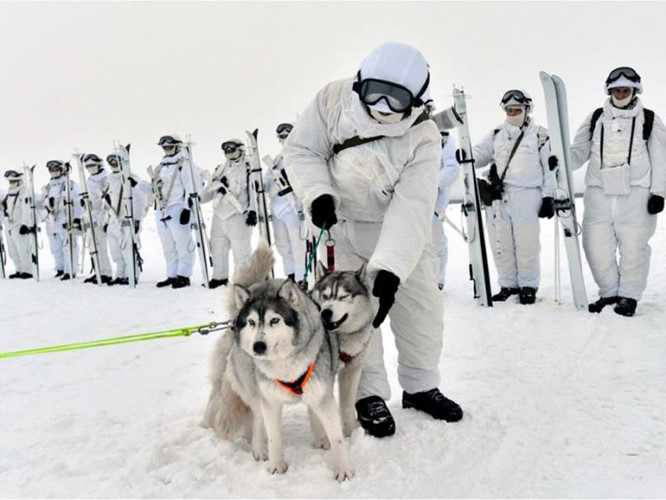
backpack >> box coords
[589,107,655,142]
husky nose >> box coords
[253,341,267,355]
[321,309,333,322]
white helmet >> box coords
[500,89,533,112]
[605,66,643,95]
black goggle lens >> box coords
[222,142,240,153]
[606,67,640,84]
[358,79,414,113]
[501,90,528,105]
[276,123,293,135]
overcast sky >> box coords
[1,1,665,186]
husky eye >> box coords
[270,317,280,326]
[248,319,256,327]
[339,294,350,301]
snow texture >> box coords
[1,201,665,498]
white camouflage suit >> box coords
[200,154,256,281]
[284,78,444,401]
[264,154,306,281]
[2,181,35,275]
[571,98,666,300]
[82,170,113,277]
[152,150,202,279]
[434,134,460,288]
[473,119,556,289]
[42,175,82,276]
[105,171,149,281]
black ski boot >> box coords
[8,272,20,279]
[208,278,228,289]
[355,396,396,438]
[83,275,97,284]
[172,275,191,289]
[519,287,537,305]
[492,287,520,302]
[60,273,71,281]
[101,275,113,285]
[402,388,463,422]
[156,277,176,288]
[19,272,33,279]
[614,297,637,317]
[54,270,64,278]
[588,296,619,313]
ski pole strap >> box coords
[302,224,328,282]
[326,236,335,272]
[0,321,232,360]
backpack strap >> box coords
[643,108,655,142]
[332,111,430,155]
[589,107,604,141]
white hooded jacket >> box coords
[201,156,256,219]
[473,118,556,197]
[283,77,441,281]
[570,97,666,196]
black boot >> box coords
[113,277,129,286]
[355,396,396,438]
[402,388,463,422]
[208,278,228,289]
[588,296,619,313]
[156,277,176,288]
[519,287,537,305]
[101,275,113,285]
[54,270,64,278]
[614,297,637,317]
[492,287,520,302]
[9,272,20,279]
[83,275,98,284]
[172,275,191,289]
[60,273,71,281]
[19,272,33,279]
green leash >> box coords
[0,321,230,360]
[302,224,328,282]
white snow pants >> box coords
[46,222,79,275]
[273,211,306,280]
[209,212,252,280]
[485,187,542,289]
[156,204,195,278]
[84,224,112,277]
[582,186,657,301]
[107,221,142,280]
[6,227,34,274]
[330,219,443,401]
[433,217,448,287]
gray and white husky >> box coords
[202,240,354,481]
[311,261,375,437]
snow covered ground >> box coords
[1,201,666,498]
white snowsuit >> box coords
[284,77,443,400]
[42,176,82,276]
[151,150,201,279]
[82,170,112,277]
[264,154,306,281]
[2,183,35,275]
[473,118,556,289]
[200,155,256,281]
[105,171,149,281]
[571,98,666,300]
[434,134,460,288]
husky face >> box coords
[233,280,303,361]
[311,262,374,333]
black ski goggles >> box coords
[221,142,241,153]
[500,89,530,106]
[276,123,293,135]
[158,135,181,147]
[106,155,120,166]
[46,160,64,170]
[83,153,103,165]
[4,170,21,179]
[606,67,640,85]
[357,79,418,113]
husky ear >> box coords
[356,263,368,281]
[278,279,300,307]
[315,260,329,280]
[234,284,251,310]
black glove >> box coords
[217,185,228,195]
[103,193,112,206]
[179,208,191,225]
[538,197,555,219]
[246,210,257,226]
[220,176,229,187]
[372,270,400,328]
[647,194,664,215]
[310,195,337,230]
[72,218,82,230]
[548,155,559,171]
[134,221,141,234]
[128,176,138,188]
[103,223,108,233]
[455,148,467,164]
[48,197,55,209]
[19,224,32,235]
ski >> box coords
[183,137,213,288]
[63,162,77,278]
[74,152,103,286]
[23,163,40,281]
[452,86,493,307]
[245,129,273,246]
[0,219,5,279]
[115,142,139,288]
[539,71,588,310]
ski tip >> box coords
[253,129,258,139]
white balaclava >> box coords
[359,42,430,124]
[505,107,527,127]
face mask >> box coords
[505,110,526,127]
[8,181,20,193]
[369,107,404,124]
[226,149,242,161]
[612,94,633,108]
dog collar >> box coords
[339,351,355,363]
[276,361,315,396]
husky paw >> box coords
[313,436,330,449]
[252,450,268,462]
[267,461,288,474]
[333,464,355,482]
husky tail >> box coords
[202,331,250,439]
[225,238,274,316]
